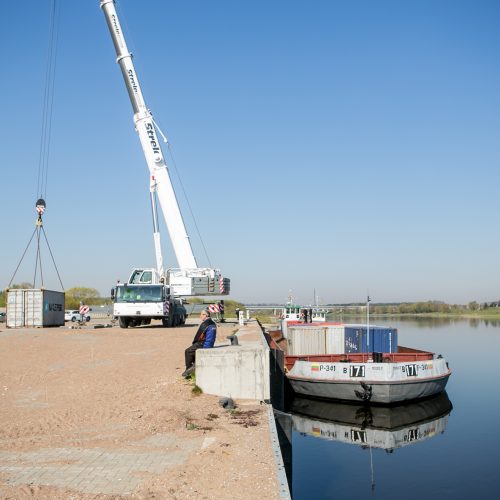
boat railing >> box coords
[285,351,435,371]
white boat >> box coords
[278,302,329,339]
[311,309,327,322]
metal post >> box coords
[367,295,371,351]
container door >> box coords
[7,290,26,327]
[24,290,43,327]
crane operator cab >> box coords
[129,268,157,284]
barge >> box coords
[268,315,451,404]
[284,348,451,404]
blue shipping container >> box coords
[344,326,398,353]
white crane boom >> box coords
[100,0,229,296]
[100,0,196,272]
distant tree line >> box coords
[466,300,500,311]
[370,302,463,314]
[1,287,499,315]
[343,300,500,315]
[0,284,107,310]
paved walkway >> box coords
[0,317,287,499]
[0,433,203,495]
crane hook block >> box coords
[35,198,46,225]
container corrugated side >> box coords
[344,326,367,353]
[370,327,398,353]
[287,326,327,355]
[39,289,65,326]
[343,325,398,353]
[325,325,346,354]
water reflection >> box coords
[288,392,452,452]
[274,393,454,497]
[330,315,500,328]
[277,319,500,499]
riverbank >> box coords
[336,311,500,320]
[0,319,281,499]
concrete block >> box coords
[196,344,270,401]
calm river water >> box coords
[277,318,500,499]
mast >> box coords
[100,0,197,272]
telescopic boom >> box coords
[100,0,229,296]
[100,0,196,272]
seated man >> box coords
[182,309,216,378]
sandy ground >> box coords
[0,317,280,499]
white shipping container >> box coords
[325,325,346,354]
[287,326,327,355]
[7,289,65,328]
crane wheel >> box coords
[119,317,129,329]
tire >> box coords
[71,317,76,322]
[162,315,174,327]
[118,316,129,329]
[85,316,90,322]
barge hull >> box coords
[288,373,451,404]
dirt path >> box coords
[0,319,279,499]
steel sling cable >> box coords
[9,0,64,290]
[36,0,60,202]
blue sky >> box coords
[1,0,499,305]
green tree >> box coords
[9,282,34,289]
[1,283,35,307]
[65,287,101,309]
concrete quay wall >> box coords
[196,320,271,401]
[196,320,290,499]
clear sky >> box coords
[1,0,499,306]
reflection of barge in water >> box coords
[289,391,453,451]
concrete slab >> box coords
[196,320,271,401]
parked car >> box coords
[0,312,6,323]
[64,310,90,322]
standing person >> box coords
[235,307,240,323]
[182,309,216,378]
[219,300,225,323]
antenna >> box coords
[367,294,371,351]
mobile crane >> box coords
[100,0,230,328]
